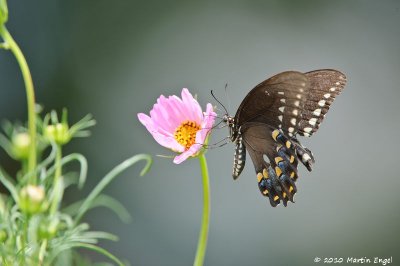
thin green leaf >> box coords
[0,133,13,158]
[93,263,115,266]
[48,243,124,266]
[0,168,18,203]
[61,108,68,124]
[68,114,96,137]
[50,110,59,124]
[39,143,57,170]
[58,213,74,228]
[1,120,14,137]
[80,231,119,242]
[20,143,57,185]
[72,131,91,138]
[74,154,152,224]
[46,153,88,189]
[62,173,79,190]
[63,194,132,223]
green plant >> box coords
[0,1,151,265]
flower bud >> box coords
[39,217,59,239]
[0,229,7,242]
[11,132,31,159]
[18,185,47,214]
[44,123,71,145]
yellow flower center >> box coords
[174,120,201,150]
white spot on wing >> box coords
[313,108,322,116]
[278,115,283,121]
[279,106,285,113]
[302,153,311,161]
[294,100,300,107]
[290,118,296,125]
[292,109,298,116]
[288,127,294,133]
[296,94,302,99]
[330,87,336,92]
[324,93,331,99]
[280,98,286,103]
[278,91,284,95]
[318,100,326,107]
[309,118,318,126]
[304,127,313,133]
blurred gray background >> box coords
[1,0,399,265]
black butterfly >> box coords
[222,69,347,207]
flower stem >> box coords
[194,154,210,266]
[50,144,63,215]
[0,25,37,184]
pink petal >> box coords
[168,95,191,123]
[152,133,185,152]
[173,143,201,164]
[197,103,217,144]
[181,88,202,124]
[173,104,216,164]
[138,88,216,163]
[150,96,177,133]
[138,113,184,152]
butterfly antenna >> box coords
[224,83,232,114]
[211,90,229,115]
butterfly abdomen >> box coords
[232,133,246,179]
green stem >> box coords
[0,25,37,184]
[54,144,62,181]
[50,144,63,215]
[193,154,210,266]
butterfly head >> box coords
[223,114,238,141]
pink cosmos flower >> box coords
[138,88,216,164]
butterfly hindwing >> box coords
[241,122,299,207]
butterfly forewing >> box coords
[234,71,310,137]
[297,70,347,137]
